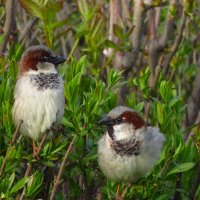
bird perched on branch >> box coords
[12,45,65,157]
[98,106,165,197]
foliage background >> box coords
[0,0,200,199]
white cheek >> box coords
[36,62,57,73]
[112,123,134,140]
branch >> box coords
[163,12,188,75]
[148,7,158,88]
[18,163,32,200]
[49,136,76,200]
[154,0,179,50]
[66,38,79,63]
[103,0,122,60]
[184,69,200,140]
[148,0,178,88]
[173,175,182,200]
[118,0,146,102]
[158,4,175,49]
[18,17,38,45]
[0,0,16,53]
[131,0,145,56]
[109,0,121,43]
[149,8,157,40]
[18,133,47,200]
[37,133,48,155]
[189,162,200,200]
[144,58,163,120]
[121,0,132,28]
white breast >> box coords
[98,127,165,181]
[12,72,64,141]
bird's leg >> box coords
[116,183,122,200]
[32,134,48,158]
[38,133,48,153]
[32,140,39,158]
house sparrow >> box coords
[98,106,165,182]
[12,45,65,156]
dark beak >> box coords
[51,55,66,65]
[98,116,114,126]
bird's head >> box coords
[99,106,145,140]
[19,45,66,75]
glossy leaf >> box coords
[167,162,196,176]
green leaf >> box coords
[43,161,55,167]
[172,139,184,159]
[113,24,124,40]
[167,162,196,176]
[27,171,43,197]
[104,39,117,49]
[157,103,164,124]
[62,117,74,128]
[6,146,16,159]
[169,97,180,108]
[75,23,89,38]
[10,177,31,194]
[159,81,172,103]
[19,0,43,18]
[0,193,5,199]
[107,69,123,89]
[8,173,15,190]
[156,193,173,200]
[134,102,144,113]
[82,154,98,164]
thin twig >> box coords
[116,183,122,200]
[144,58,163,121]
[158,153,173,177]
[121,0,131,28]
[0,0,16,53]
[148,0,178,88]
[18,133,47,200]
[19,17,38,45]
[121,183,131,199]
[12,120,23,144]
[66,38,79,63]
[184,68,200,141]
[158,0,178,49]
[37,133,48,155]
[100,48,118,72]
[163,12,188,75]
[144,102,151,124]
[49,135,76,200]
[191,135,200,154]
[189,162,200,200]
[173,174,182,200]
[0,120,23,177]
[131,0,145,54]
[18,163,32,200]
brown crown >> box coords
[119,111,145,130]
[19,49,51,75]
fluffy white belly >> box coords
[12,74,64,141]
[98,128,165,181]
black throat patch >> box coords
[110,138,142,156]
[107,126,114,140]
[31,73,62,91]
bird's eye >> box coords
[115,117,121,123]
[40,56,48,62]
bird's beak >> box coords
[98,116,114,126]
[52,55,66,65]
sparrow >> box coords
[12,45,65,156]
[98,106,165,182]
